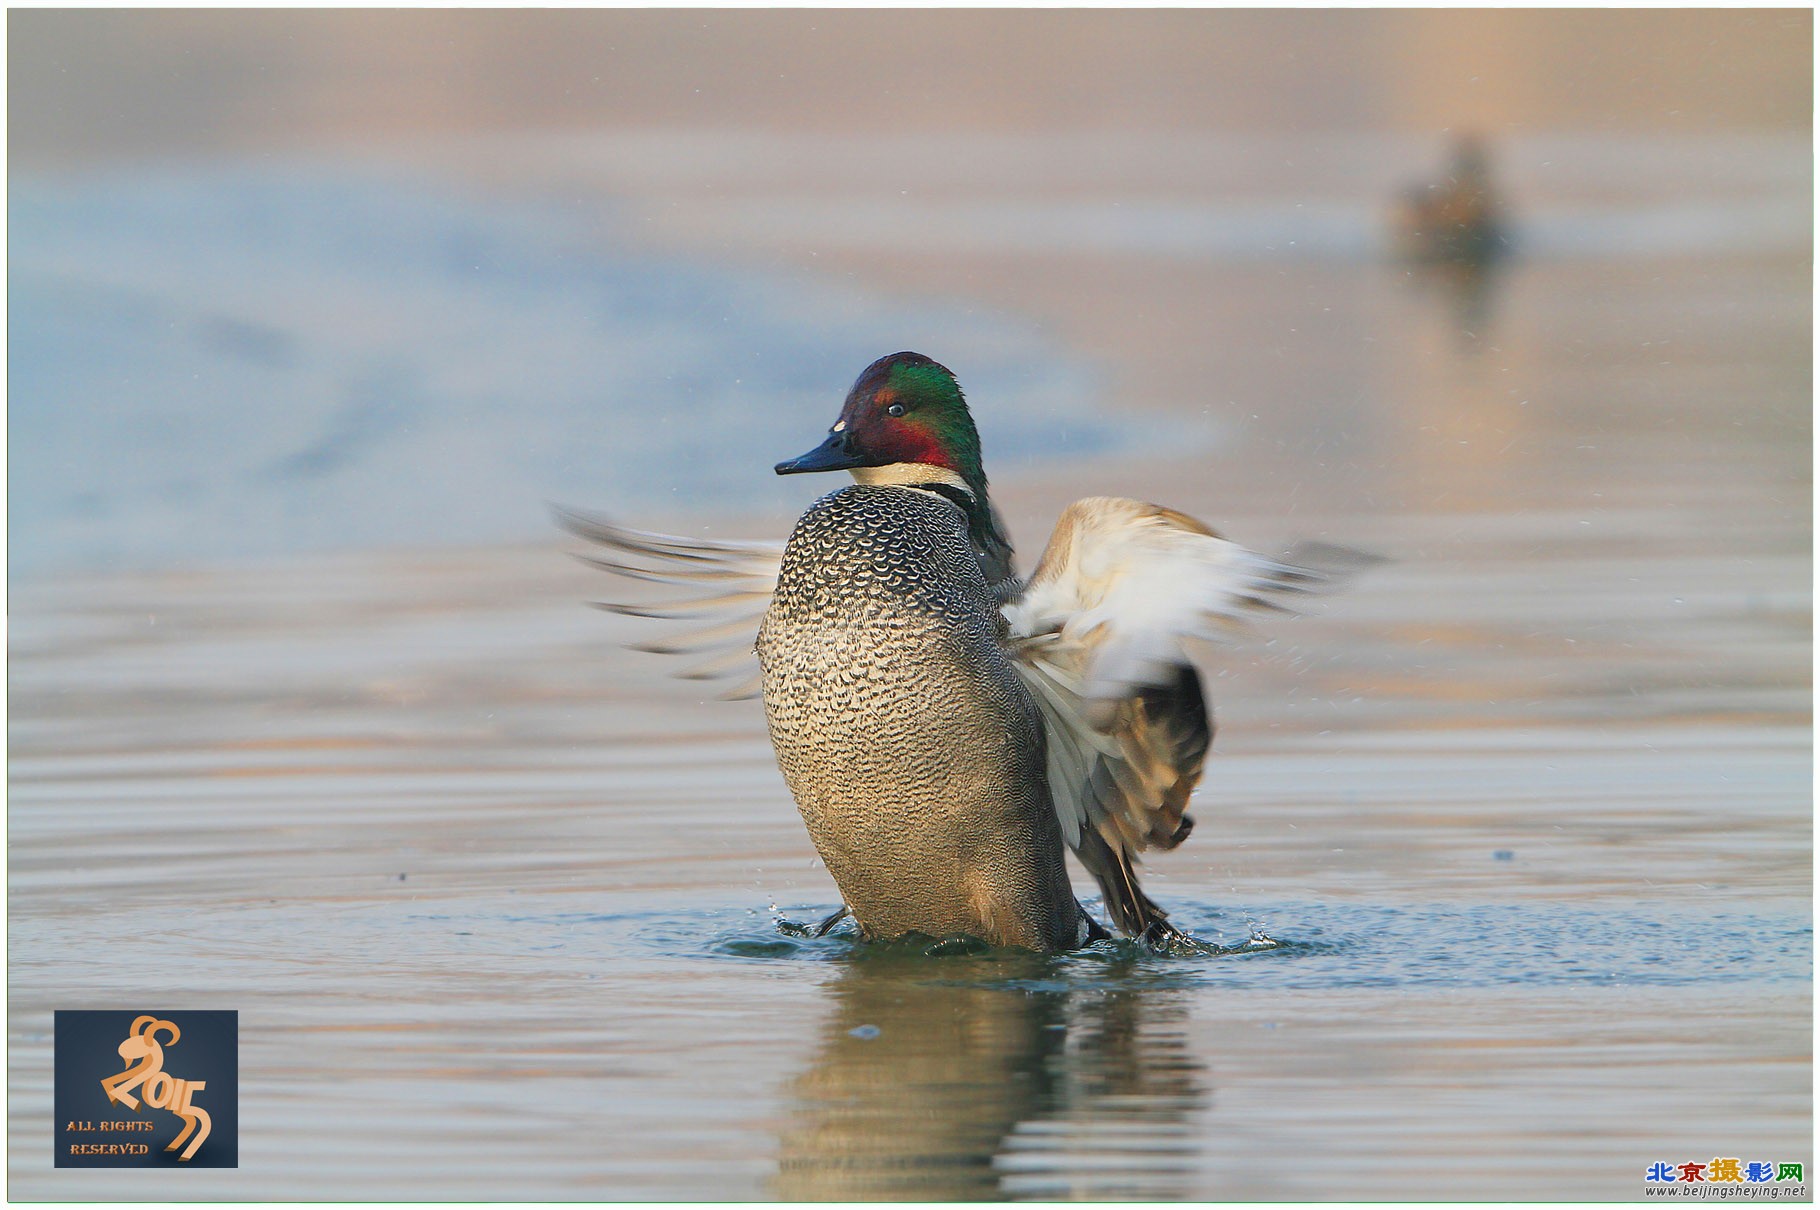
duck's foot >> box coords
[1138,919,1219,956]
[810,904,853,938]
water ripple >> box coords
[505,898,1812,991]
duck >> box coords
[559,351,1358,953]
[1391,132,1509,268]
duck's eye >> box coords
[886,403,906,417]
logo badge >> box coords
[54,1010,237,1168]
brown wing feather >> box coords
[1109,666,1208,851]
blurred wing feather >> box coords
[554,506,782,700]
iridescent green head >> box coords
[775,352,988,498]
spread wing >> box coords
[1002,496,1367,934]
[553,506,783,701]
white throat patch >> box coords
[850,463,971,493]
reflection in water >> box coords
[772,950,1207,1200]
[1403,256,1505,345]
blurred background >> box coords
[9,9,1812,1201]
[10,8,1810,572]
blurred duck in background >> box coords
[1392,132,1510,268]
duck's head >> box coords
[775,352,987,499]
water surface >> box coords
[8,121,1811,1200]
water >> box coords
[7,101,1810,1209]
[8,512,1809,1197]
[473,129,1809,261]
[7,166,1129,576]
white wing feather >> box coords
[1005,497,1324,705]
[1004,497,1350,855]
